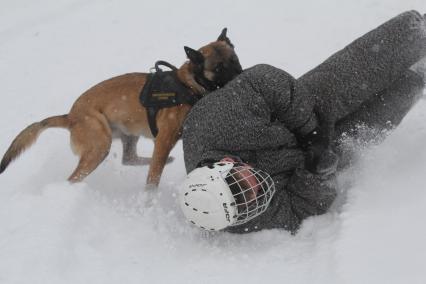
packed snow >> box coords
[0,1,426,283]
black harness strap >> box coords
[147,107,160,137]
[155,60,177,71]
[140,61,202,137]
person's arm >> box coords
[196,149,240,168]
[285,168,337,221]
[255,146,305,176]
[225,153,337,234]
[214,119,298,151]
[249,168,337,233]
[196,125,303,173]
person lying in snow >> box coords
[179,10,426,233]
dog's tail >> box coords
[0,115,70,174]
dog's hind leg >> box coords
[68,116,112,183]
[121,134,149,165]
[121,134,174,166]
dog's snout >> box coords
[233,61,243,75]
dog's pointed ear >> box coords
[217,28,234,48]
[184,46,204,65]
[217,28,228,41]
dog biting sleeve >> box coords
[182,65,304,172]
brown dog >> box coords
[0,29,242,187]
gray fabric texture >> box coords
[182,11,426,234]
[299,10,426,120]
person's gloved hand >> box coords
[316,148,339,176]
[305,145,339,176]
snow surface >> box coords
[1,1,426,283]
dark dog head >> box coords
[183,28,242,92]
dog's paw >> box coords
[142,187,159,208]
[145,183,158,191]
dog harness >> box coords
[140,61,202,137]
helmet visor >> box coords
[224,164,275,226]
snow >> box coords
[1,0,426,283]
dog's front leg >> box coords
[146,128,180,188]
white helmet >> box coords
[180,161,275,231]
